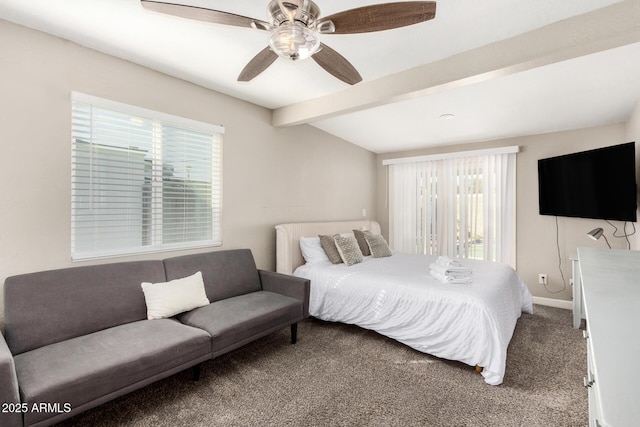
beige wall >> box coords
[377,122,636,301]
[0,20,377,326]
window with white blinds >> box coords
[71,93,223,260]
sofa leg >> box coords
[291,323,298,344]
[192,364,201,381]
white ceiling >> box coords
[1,0,639,153]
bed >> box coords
[275,220,533,385]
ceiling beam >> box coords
[272,0,640,127]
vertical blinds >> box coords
[388,150,516,267]
[71,93,223,260]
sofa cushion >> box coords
[163,249,262,302]
[4,260,166,355]
[177,291,303,357]
[13,319,211,427]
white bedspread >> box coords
[294,253,533,385]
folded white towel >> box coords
[434,256,455,268]
[429,263,473,276]
[430,256,473,284]
[434,256,469,268]
[430,269,473,284]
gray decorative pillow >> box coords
[365,234,392,258]
[333,234,364,266]
[319,234,343,264]
[352,229,372,256]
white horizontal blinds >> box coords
[71,94,223,260]
[160,123,221,246]
[71,103,154,258]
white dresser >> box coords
[577,247,640,427]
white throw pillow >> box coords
[300,236,330,263]
[141,271,210,320]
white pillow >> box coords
[300,236,330,263]
[141,271,210,320]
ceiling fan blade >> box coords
[312,43,362,85]
[141,0,271,30]
[238,47,279,82]
[317,1,436,34]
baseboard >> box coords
[532,296,572,310]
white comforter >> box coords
[294,253,533,385]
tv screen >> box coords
[538,142,637,222]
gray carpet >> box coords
[58,305,587,426]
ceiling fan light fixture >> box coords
[141,0,437,83]
[269,22,320,61]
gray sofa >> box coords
[0,249,309,427]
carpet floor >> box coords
[58,305,587,426]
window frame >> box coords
[70,92,224,261]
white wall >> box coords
[0,20,377,327]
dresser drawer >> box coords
[583,330,602,427]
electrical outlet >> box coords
[538,274,548,285]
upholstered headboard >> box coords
[275,220,382,275]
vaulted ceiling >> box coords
[1,0,639,153]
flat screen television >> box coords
[538,142,637,222]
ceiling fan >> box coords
[141,0,436,85]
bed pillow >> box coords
[300,236,330,263]
[365,234,393,258]
[141,271,210,320]
[319,234,343,264]
[334,234,364,266]
[353,229,372,256]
